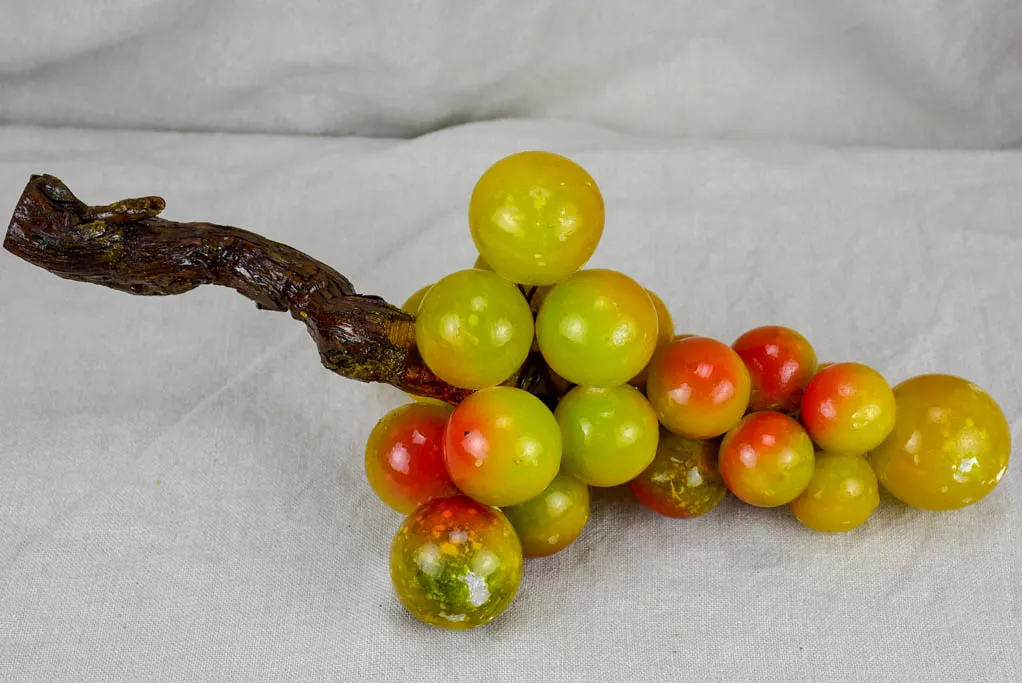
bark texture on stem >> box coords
[3,174,498,403]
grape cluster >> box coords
[364,151,1013,630]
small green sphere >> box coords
[555,384,659,487]
[503,474,590,557]
[415,269,533,390]
[536,269,659,387]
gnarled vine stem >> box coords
[4,175,550,404]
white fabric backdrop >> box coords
[1,121,1020,681]
[2,0,1022,147]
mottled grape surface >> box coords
[630,431,727,518]
[390,496,523,630]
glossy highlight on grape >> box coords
[444,387,562,507]
[629,430,727,518]
[555,384,659,487]
[646,336,751,439]
[732,325,817,413]
[718,411,815,507]
[870,374,1011,510]
[469,151,605,286]
[390,496,523,630]
[801,362,896,454]
[502,474,590,557]
[364,402,458,513]
[790,452,879,532]
[415,269,534,390]
[536,269,659,387]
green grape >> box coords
[555,384,660,487]
[415,269,533,390]
[536,269,659,387]
[444,387,562,506]
[502,474,590,557]
[469,151,604,285]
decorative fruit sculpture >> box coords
[3,159,1012,632]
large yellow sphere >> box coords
[469,151,604,286]
[870,374,1011,510]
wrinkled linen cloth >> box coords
[0,120,1020,681]
[2,1,1022,147]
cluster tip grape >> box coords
[363,151,1013,630]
